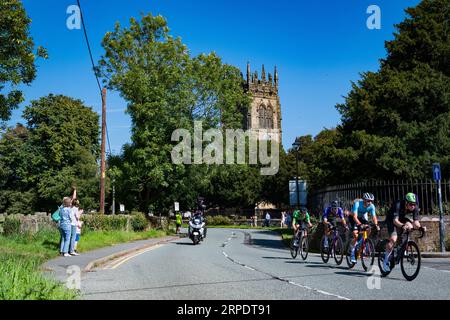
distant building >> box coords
[244,63,282,143]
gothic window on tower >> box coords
[247,112,252,129]
[258,105,266,128]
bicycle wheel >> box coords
[290,238,299,259]
[377,240,393,277]
[333,236,344,265]
[361,239,375,272]
[320,235,330,263]
[345,240,356,269]
[300,235,309,260]
[400,241,421,281]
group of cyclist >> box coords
[291,192,424,272]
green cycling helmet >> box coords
[405,193,417,204]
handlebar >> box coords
[417,226,426,239]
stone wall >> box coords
[0,213,171,235]
[207,216,449,253]
[0,212,57,235]
[304,217,450,253]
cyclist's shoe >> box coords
[350,250,357,263]
[323,238,329,249]
[383,259,391,272]
[293,240,299,247]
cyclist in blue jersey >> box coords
[348,193,380,263]
[322,201,348,250]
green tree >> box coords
[0,0,47,121]
[98,13,251,212]
[329,0,450,183]
[0,95,100,213]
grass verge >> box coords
[0,227,173,300]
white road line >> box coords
[107,245,162,270]
[424,266,450,274]
[222,250,351,300]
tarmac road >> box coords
[79,228,450,300]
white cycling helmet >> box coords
[363,193,375,201]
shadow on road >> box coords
[250,239,286,250]
[262,256,292,260]
[334,271,374,278]
[83,276,275,297]
[172,242,195,246]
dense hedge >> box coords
[3,217,21,236]
[81,213,150,232]
[206,215,233,226]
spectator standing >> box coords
[175,211,182,234]
[264,212,271,227]
[59,197,73,257]
[74,207,84,253]
[68,199,80,256]
[281,211,286,228]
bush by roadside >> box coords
[0,224,173,300]
[0,228,78,300]
[206,215,233,226]
[81,212,151,232]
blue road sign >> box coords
[433,163,441,181]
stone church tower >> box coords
[244,63,282,143]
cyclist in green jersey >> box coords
[292,207,313,246]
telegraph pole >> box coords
[100,88,106,215]
[112,178,116,215]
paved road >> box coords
[80,228,450,300]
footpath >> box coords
[43,235,180,283]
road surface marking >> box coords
[106,245,163,270]
[424,266,450,274]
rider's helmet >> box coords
[331,201,339,208]
[300,207,308,214]
[363,193,375,201]
[405,193,417,204]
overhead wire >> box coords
[76,0,113,157]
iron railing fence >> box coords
[310,179,450,216]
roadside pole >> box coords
[433,163,446,253]
[100,88,106,215]
[438,179,445,253]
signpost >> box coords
[119,204,125,213]
[289,180,307,207]
[174,202,180,212]
[433,163,446,253]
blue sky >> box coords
[11,0,420,153]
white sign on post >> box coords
[174,202,180,212]
[120,204,125,213]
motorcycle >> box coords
[188,215,206,245]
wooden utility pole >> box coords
[100,88,106,215]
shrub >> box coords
[81,214,128,232]
[131,212,148,232]
[207,215,232,226]
[0,253,78,300]
[3,217,21,236]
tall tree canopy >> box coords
[98,14,252,212]
[0,0,47,121]
[0,95,100,214]
[291,0,450,193]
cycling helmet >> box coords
[331,201,339,208]
[363,193,375,201]
[300,207,308,213]
[405,193,417,204]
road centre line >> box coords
[221,231,351,300]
